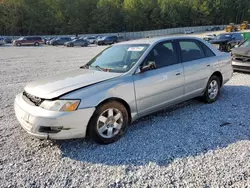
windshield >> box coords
[216,34,232,39]
[85,44,149,73]
[240,39,250,48]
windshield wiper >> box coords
[90,65,105,72]
[80,64,89,69]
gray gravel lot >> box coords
[0,44,250,188]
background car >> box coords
[50,37,72,46]
[42,37,53,44]
[3,37,12,43]
[64,38,89,47]
[0,37,5,45]
[184,29,194,34]
[46,37,55,45]
[231,39,250,72]
[84,36,96,44]
[203,34,216,42]
[96,36,118,45]
[209,32,243,52]
[206,26,221,31]
[13,36,43,46]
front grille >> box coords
[233,54,250,62]
[23,91,44,106]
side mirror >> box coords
[140,61,156,73]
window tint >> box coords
[179,40,205,62]
[144,42,178,68]
[198,42,215,57]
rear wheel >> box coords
[87,101,129,144]
[16,42,21,46]
[34,42,39,46]
[203,76,221,103]
[70,43,74,47]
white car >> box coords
[0,37,5,45]
[203,34,216,42]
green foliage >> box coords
[0,0,249,35]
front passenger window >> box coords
[143,42,178,69]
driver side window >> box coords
[142,41,178,69]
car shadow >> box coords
[56,85,250,166]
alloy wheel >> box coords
[208,80,219,100]
[97,108,123,139]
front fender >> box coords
[60,75,138,118]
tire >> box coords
[34,42,39,46]
[202,75,221,103]
[70,43,74,47]
[16,43,21,46]
[87,101,129,144]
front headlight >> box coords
[40,100,80,112]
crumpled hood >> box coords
[24,69,122,99]
[209,38,231,44]
[231,47,250,56]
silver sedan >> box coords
[14,36,233,144]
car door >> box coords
[133,40,184,115]
[177,39,214,97]
[21,37,29,45]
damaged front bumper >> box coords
[232,60,250,73]
[14,93,95,140]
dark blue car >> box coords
[209,33,243,52]
[96,36,118,45]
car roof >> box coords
[116,36,205,45]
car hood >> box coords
[24,69,122,99]
[231,47,250,56]
[210,38,231,44]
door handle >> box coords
[176,72,181,76]
[207,64,211,67]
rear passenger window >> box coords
[179,40,205,62]
[198,42,215,57]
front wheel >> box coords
[34,42,39,46]
[202,76,221,103]
[87,101,129,144]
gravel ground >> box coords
[0,44,250,188]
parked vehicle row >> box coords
[1,35,119,47]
